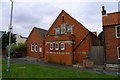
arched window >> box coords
[31,43,34,52]
[55,43,59,50]
[35,43,38,52]
[61,43,65,50]
[50,43,53,50]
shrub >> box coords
[6,43,26,57]
[18,43,26,52]
[106,62,120,64]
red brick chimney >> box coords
[102,6,106,15]
[92,32,97,36]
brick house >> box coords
[26,27,47,58]
[44,10,101,65]
[102,6,120,63]
[14,34,27,45]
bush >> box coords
[18,43,26,52]
[106,62,120,64]
[6,43,26,57]
[6,43,18,57]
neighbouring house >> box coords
[14,34,27,45]
[14,34,27,57]
[26,27,47,58]
[44,10,101,65]
[0,31,6,38]
[102,6,120,63]
[0,31,6,54]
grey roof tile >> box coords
[34,27,47,40]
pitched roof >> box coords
[34,27,47,40]
[46,10,98,37]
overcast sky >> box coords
[1,0,119,37]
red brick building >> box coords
[44,10,101,65]
[26,27,47,58]
[102,6,120,63]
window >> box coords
[35,43,38,52]
[55,43,59,50]
[39,47,42,52]
[118,47,120,59]
[61,24,66,34]
[55,27,60,35]
[31,43,34,52]
[61,43,65,50]
[50,43,53,50]
[68,26,73,34]
[116,25,120,38]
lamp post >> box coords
[7,0,13,72]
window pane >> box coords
[118,47,120,58]
[68,26,72,34]
[61,43,65,50]
[55,27,60,34]
[35,43,38,52]
[55,43,59,50]
[61,24,66,34]
[117,25,120,37]
[50,43,53,50]
[31,43,34,52]
[39,47,42,52]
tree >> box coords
[18,43,26,52]
[6,43,18,55]
[6,43,26,57]
[2,32,16,49]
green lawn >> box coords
[1,59,119,78]
[1,59,16,64]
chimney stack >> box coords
[102,6,106,15]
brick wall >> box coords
[45,10,101,65]
[102,11,120,63]
[104,26,120,62]
[27,28,44,58]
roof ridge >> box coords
[34,27,47,31]
[62,10,98,37]
[34,27,47,40]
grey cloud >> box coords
[1,2,118,37]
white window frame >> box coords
[61,24,66,34]
[55,27,60,35]
[31,43,34,52]
[39,47,42,52]
[68,25,73,34]
[61,43,65,50]
[50,43,53,50]
[55,43,59,50]
[116,25,120,38]
[117,47,120,59]
[34,43,38,52]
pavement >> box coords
[2,56,120,75]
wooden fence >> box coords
[91,46,105,65]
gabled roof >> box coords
[34,27,47,40]
[46,10,97,37]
